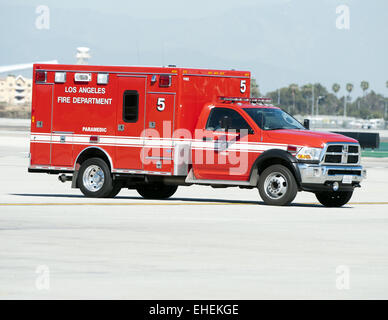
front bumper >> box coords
[297,163,366,192]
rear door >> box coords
[115,76,147,170]
[30,83,53,166]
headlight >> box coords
[296,147,322,161]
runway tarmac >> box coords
[0,129,387,299]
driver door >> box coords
[192,107,259,181]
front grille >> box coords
[325,155,341,163]
[347,155,359,164]
[323,144,360,165]
[348,146,359,153]
[327,145,343,153]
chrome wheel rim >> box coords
[83,165,105,192]
[264,172,287,199]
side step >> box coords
[184,169,258,186]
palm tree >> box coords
[344,83,353,117]
[346,83,353,95]
[386,81,388,119]
[289,84,298,112]
[360,81,369,96]
[332,83,340,97]
[360,81,369,110]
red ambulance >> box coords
[29,64,366,206]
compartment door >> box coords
[143,93,175,173]
[115,76,147,170]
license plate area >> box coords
[342,175,353,184]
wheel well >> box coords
[75,148,112,170]
[256,157,301,187]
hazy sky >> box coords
[1,0,387,96]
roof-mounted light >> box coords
[97,73,109,85]
[35,70,46,83]
[55,72,66,83]
[74,73,91,82]
[159,75,171,87]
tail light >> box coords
[35,70,46,83]
[159,75,171,87]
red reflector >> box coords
[159,75,171,87]
[89,136,99,143]
[35,71,46,83]
[287,145,297,153]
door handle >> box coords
[203,137,212,141]
[118,124,125,131]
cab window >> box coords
[206,108,253,132]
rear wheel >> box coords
[315,191,353,207]
[78,157,115,198]
[136,183,178,199]
[258,164,298,206]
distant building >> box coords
[0,75,32,105]
[76,47,91,65]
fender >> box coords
[249,149,302,185]
[73,146,114,171]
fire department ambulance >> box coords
[29,64,366,206]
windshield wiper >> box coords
[267,127,303,130]
[266,127,287,130]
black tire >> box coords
[136,183,178,199]
[258,164,298,206]
[78,157,114,198]
[315,191,353,207]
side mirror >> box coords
[303,119,310,130]
[221,116,232,131]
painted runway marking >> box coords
[0,201,388,206]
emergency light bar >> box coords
[219,96,272,104]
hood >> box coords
[264,129,358,148]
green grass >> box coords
[362,142,388,158]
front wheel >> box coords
[136,183,178,199]
[315,191,353,207]
[258,164,298,206]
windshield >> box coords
[243,108,305,130]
